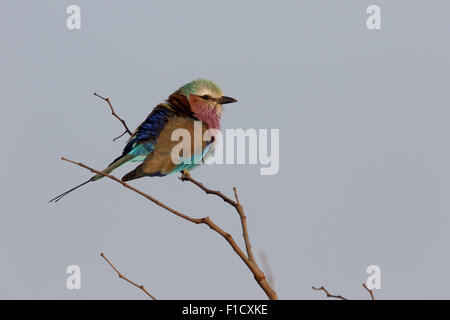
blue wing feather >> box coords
[122,107,172,159]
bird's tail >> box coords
[48,178,93,203]
[48,154,135,203]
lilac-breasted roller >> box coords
[49,79,237,202]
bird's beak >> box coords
[217,96,238,105]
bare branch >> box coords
[362,283,375,300]
[312,286,347,300]
[101,252,156,300]
[179,170,237,206]
[61,157,278,300]
[313,284,375,300]
[112,130,128,142]
[180,170,257,265]
[94,92,132,140]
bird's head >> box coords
[180,79,237,129]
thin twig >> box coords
[112,130,128,142]
[94,92,132,140]
[61,157,278,300]
[362,283,375,300]
[312,286,347,300]
[101,252,156,300]
[179,170,237,207]
[180,170,257,265]
[233,186,256,265]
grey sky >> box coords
[1,0,449,299]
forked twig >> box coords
[312,286,347,300]
[94,92,132,141]
[101,253,156,300]
[180,170,257,265]
[362,283,375,300]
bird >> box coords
[49,79,237,203]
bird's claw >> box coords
[180,170,191,181]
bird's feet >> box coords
[179,169,191,181]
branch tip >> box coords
[94,91,132,139]
[100,252,156,300]
[312,285,347,300]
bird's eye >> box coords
[200,95,211,100]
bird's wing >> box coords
[122,105,174,159]
[121,117,213,181]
